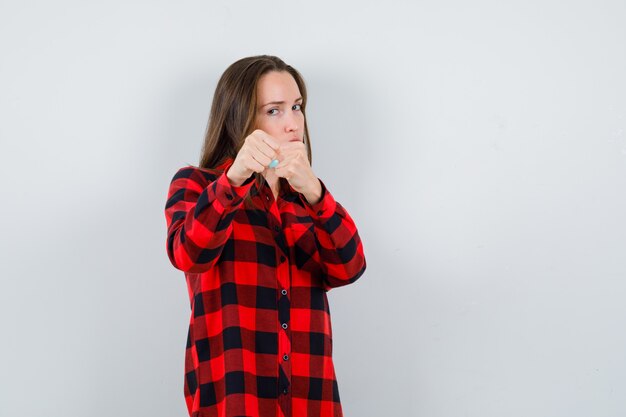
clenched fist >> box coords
[226,129,280,186]
[274,140,322,204]
[226,129,322,204]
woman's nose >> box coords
[285,120,298,132]
[284,111,299,132]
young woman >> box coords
[164,55,366,417]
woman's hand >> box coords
[275,141,322,204]
[226,129,280,186]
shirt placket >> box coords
[262,188,292,417]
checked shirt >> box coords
[164,158,366,417]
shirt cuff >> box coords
[298,178,337,221]
[213,163,255,207]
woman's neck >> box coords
[263,171,280,197]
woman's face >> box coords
[254,71,305,146]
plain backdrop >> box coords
[1,1,625,416]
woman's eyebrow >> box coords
[260,97,303,108]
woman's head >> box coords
[199,55,311,170]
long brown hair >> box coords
[199,55,312,195]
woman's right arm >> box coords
[165,130,279,272]
[164,164,255,273]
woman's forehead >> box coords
[257,71,301,102]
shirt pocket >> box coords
[289,221,320,273]
[290,220,314,243]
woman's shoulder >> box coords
[170,159,232,185]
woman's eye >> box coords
[293,104,302,111]
[267,108,279,115]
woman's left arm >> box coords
[298,178,367,291]
[274,142,366,290]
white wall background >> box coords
[1,1,625,416]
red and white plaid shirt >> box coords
[164,158,366,417]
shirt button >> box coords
[282,323,288,330]
[283,387,289,394]
[280,255,286,263]
[283,354,289,361]
[281,289,287,296]
[225,193,233,200]
[274,225,281,233]
[266,195,270,201]
[317,210,323,216]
